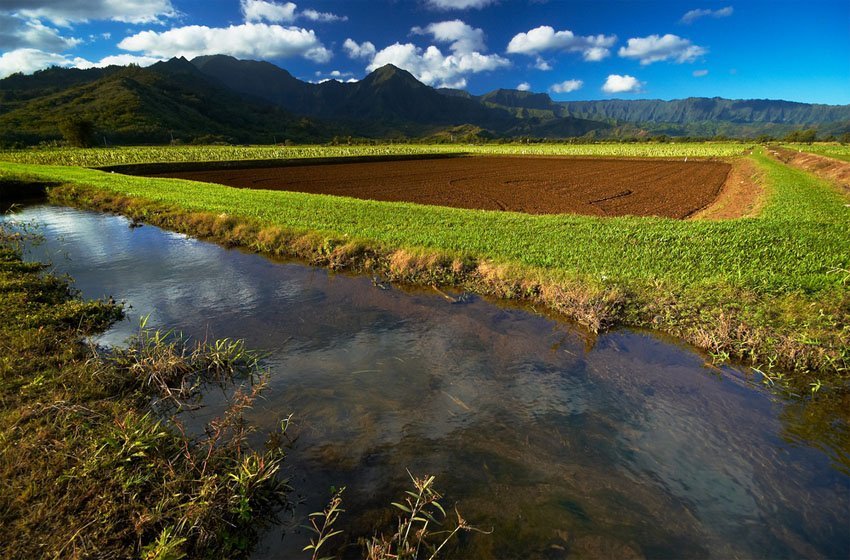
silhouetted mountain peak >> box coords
[149,56,202,76]
[362,64,423,88]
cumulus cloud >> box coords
[411,20,485,53]
[533,56,552,70]
[367,41,509,88]
[602,74,643,94]
[0,48,76,78]
[618,34,706,65]
[0,47,166,78]
[356,19,507,88]
[692,69,708,77]
[241,0,296,23]
[315,69,353,79]
[240,1,346,24]
[118,23,332,62]
[549,79,583,93]
[343,38,376,59]
[507,26,616,61]
[4,0,177,26]
[76,54,164,69]
[681,6,733,24]
[301,9,347,22]
[0,14,81,52]
[425,0,497,10]
[516,81,531,91]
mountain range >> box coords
[1,54,848,146]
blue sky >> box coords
[1,0,848,104]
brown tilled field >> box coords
[153,156,732,218]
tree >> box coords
[58,118,96,147]
[783,129,817,143]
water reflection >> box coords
[5,205,849,560]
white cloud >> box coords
[411,20,485,53]
[681,6,733,24]
[582,47,609,61]
[0,47,167,78]
[549,79,583,93]
[240,1,346,24]
[118,23,331,63]
[425,0,497,10]
[6,0,177,26]
[359,19,508,88]
[0,48,72,78]
[507,26,616,61]
[602,74,643,94]
[76,54,164,69]
[315,69,353,79]
[0,14,81,52]
[618,34,706,65]
[516,81,531,91]
[533,56,552,70]
[301,9,347,22]
[692,69,708,77]
[367,42,508,88]
[241,0,296,23]
[343,38,376,59]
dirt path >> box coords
[690,157,765,220]
[151,156,731,219]
[769,147,850,194]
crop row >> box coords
[0,142,751,167]
[784,143,850,162]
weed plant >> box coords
[0,222,289,559]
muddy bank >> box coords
[770,147,850,193]
[146,156,731,219]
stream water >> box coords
[5,205,849,559]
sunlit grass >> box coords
[784,143,850,162]
[1,146,847,379]
[0,142,751,167]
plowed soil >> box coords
[153,156,732,218]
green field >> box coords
[0,142,751,167]
[784,143,850,162]
[1,145,848,384]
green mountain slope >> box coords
[0,58,327,145]
[1,54,847,145]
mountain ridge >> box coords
[1,54,848,145]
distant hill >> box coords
[0,54,848,146]
[0,58,328,145]
[470,90,850,138]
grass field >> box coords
[0,142,751,167]
[784,143,850,162]
[1,145,847,385]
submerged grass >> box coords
[0,146,848,386]
[0,223,289,559]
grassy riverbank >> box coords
[0,224,288,559]
[0,146,848,386]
